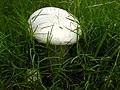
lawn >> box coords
[0,0,120,90]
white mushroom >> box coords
[28,7,82,45]
[27,7,82,82]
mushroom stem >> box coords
[49,45,69,64]
[55,45,68,58]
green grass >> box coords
[0,0,120,90]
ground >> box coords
[0,0,120,90]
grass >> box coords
[0,0,120,90]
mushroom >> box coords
[28,7,82,57]
[27,7,82,83]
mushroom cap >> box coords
[28,7,82,45]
